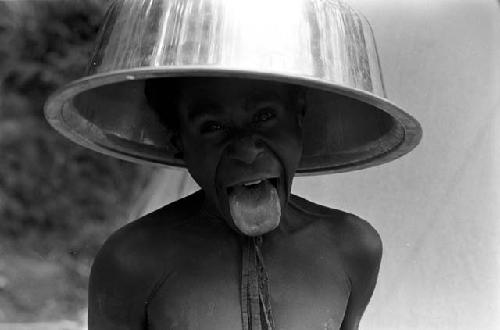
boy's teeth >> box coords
[243,179,263,186]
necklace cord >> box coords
[241,236,276,330]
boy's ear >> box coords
[171,132,184,159]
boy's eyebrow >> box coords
[187,101,224,122]
[244,91,284,110]
[185,91,285,121]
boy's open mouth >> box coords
[226,177,281,236]
[226,177,279,194]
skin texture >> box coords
[88,78,382,329]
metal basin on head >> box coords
[44,0,422,174]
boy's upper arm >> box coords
[338,215,383,330]
[88,225,159,330]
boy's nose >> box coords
[227,135,265,165]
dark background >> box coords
[0,0,150,322]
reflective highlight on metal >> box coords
[45,0,422,174]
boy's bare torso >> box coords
[89,191,381,330]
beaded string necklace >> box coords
[241,236,275,330]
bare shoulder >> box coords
[88,191,204,328]
[289,194,382,262]
[92,189,204,271]
[288,195,382,328]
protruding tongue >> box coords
[228,179,281,236]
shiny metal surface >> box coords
[44,0,422,174]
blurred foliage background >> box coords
[0,0,151,323]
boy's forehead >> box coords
[178,78,290,104]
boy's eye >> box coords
[253,109,276,123]
[200,121,225,134]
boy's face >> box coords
[175,78,304,236]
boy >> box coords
[44,0,421,328]
[88,77,382,329]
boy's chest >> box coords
[146,236,350,330]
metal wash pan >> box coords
[44,0,422,174]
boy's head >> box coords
[145,77,306,236]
